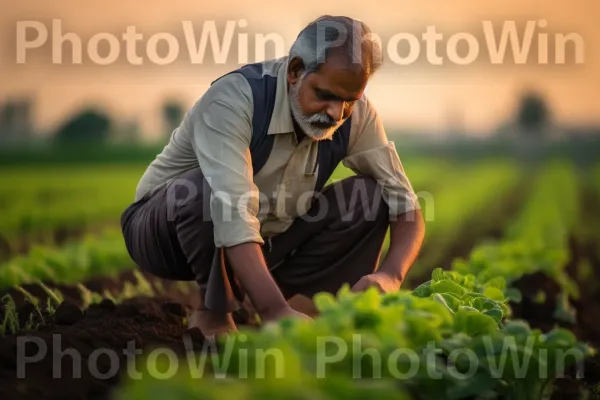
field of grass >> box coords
[1,156,599,399]
[0,165,145,254]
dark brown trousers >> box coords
[120,167,390,313]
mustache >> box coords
[305,112,339,127]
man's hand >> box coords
[351,271,402,294]
[225,243,313,325]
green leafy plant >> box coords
[116,285,594,400]
[412,268,509,325]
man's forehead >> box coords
[311,62,368,95]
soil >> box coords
[0,268,261,400]
[0,297,206,400]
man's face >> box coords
[288,57,368,141]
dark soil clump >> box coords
[0,270,209,400]
[0,295,206,400]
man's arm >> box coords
[225,244,309,321]
[343,97,425,291]
[189,74,307,320]
[375,211,425,287]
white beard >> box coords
[289,75,346,141]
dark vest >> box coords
[211,61,352,194]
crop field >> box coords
[1,156,600,400]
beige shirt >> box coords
[135,56,419,248]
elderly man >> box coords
[120,15,425,336]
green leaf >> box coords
[462,274,476,288]
[483,287,505,302]
[462,292,487,302]
[431,280,467,297]
[412,281,432,298]
[505,288,522,303]
[432,268,444,282]
[440,293,462,312]
[313,292,337,312]
[483,308,503,324]
[354,309,383,329]
[454,309,499,336]
[470,298,504,324]
[501,320,532,336]
[443,270,460,282]
[541,329,576,348]
[485,276,507,290]
[471,297,497,312]
[432,293,454,314]
[553,291,576,325]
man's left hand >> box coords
[351,271,402,294]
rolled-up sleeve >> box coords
[342,97,420,216]
[187,73,264,247]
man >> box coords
[120,15,425,337]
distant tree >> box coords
[162,100,185,135]
[516,91,551,133]
[53,108,112,144]
[0,98,33,140]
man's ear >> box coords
[287,57,305,84]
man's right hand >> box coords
[225,242,313,324]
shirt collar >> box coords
[267,56,295,136]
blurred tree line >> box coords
[53,109,113,144]
[2,87,599,169]
[49,89,554,144]
[0,88,560,146]
[50,98,186,144]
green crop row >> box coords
[115,271,593,400]
[328,157,454,190]
[349,159,521,276]
[0,159,445,239]
[453,161,581,322]
[0,228,134,290]
[0,165,143,242]
[413,160,521,272]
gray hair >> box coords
[289,15,383,76]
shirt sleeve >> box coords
[342,96,420,216]
[187,73,265,248]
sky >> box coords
[0,0,598,139]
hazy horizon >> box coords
[1,0,598,140]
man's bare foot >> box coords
[187,308,238,338]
